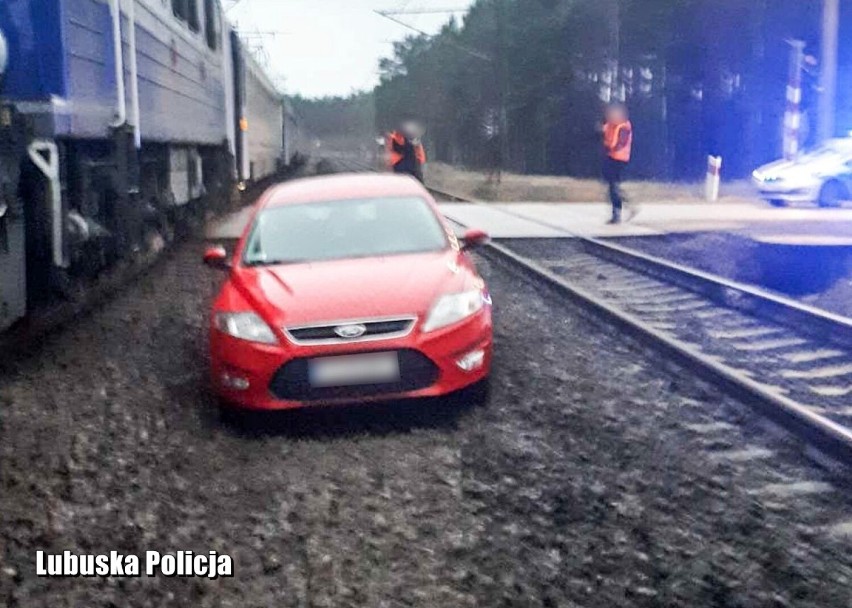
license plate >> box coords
[308,352,400,387]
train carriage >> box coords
[230,30,285,187]
[0,0,286,332]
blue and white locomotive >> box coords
[0,0,287,331]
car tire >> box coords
[768,199,787,208]
[818,180,848,208]
[456,376,491,407]
[218,398,244,427]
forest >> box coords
[296,0,852,180]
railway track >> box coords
[332,156,852,465]
[482,235,852,464]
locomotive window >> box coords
[171,0,186,23]
[204,0,221,51]
[172,0,200,33]
[187,0,200,33]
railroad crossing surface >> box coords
[207,199,852,244]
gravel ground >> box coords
[610,232,852,318]
[2,240,852,607]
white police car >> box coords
[752,138,852,207]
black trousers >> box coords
[602,157,628,219]
[392,161,424,183]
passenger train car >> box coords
[0,0,288,332]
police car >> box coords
[752,138,852,207]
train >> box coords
[0,0,294,332]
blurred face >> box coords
[401,120,424,139]
[606,106,626,123]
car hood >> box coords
[754,151,850,182]
[233,249,470,326]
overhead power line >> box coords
[380,8,469,15]
[223,0,247,13]
[236,30,290,38]
[373,10,491,62]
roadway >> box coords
[207,197,852,244]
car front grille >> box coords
[268,349,439,401]
[284,317,416,345]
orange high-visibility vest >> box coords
[603,120,632,163]
[386,131,426,168]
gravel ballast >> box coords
[610,232,852,318]
[1,240,851,607]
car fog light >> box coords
[221,371,250,391]
[456,349,485,372]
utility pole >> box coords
[818,0,839,142]
[608,0,621,102]
[784,40,805,159]
[495,0,510,177]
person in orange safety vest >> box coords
[601,104,635,224]
[387,120,426,182]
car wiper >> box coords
[244,258,310,267]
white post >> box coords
[0,30,8,77]
[705,155,722,201]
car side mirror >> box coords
[203,245,231,271]
[461,228,490,251]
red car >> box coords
[204,173,493,411]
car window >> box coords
[801,148,839,162]
[243,196,448,265]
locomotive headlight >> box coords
[0,30,8,76]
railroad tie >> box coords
[782,363,852,380]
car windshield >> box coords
[242,196,448,265]
[800,147,844,162]
[798,139,852,160]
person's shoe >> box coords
[606,216,621,225]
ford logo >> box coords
[334,324,367,339]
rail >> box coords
[331,155,852,464]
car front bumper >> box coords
[210,309,493,410]
[753,179,820,203]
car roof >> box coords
[261,172,430,208]
[822,138,852,152]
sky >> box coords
[225,0,476,99]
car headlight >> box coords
[215,312,277,344]
[753,170,782,183]
[422,289,486,333]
